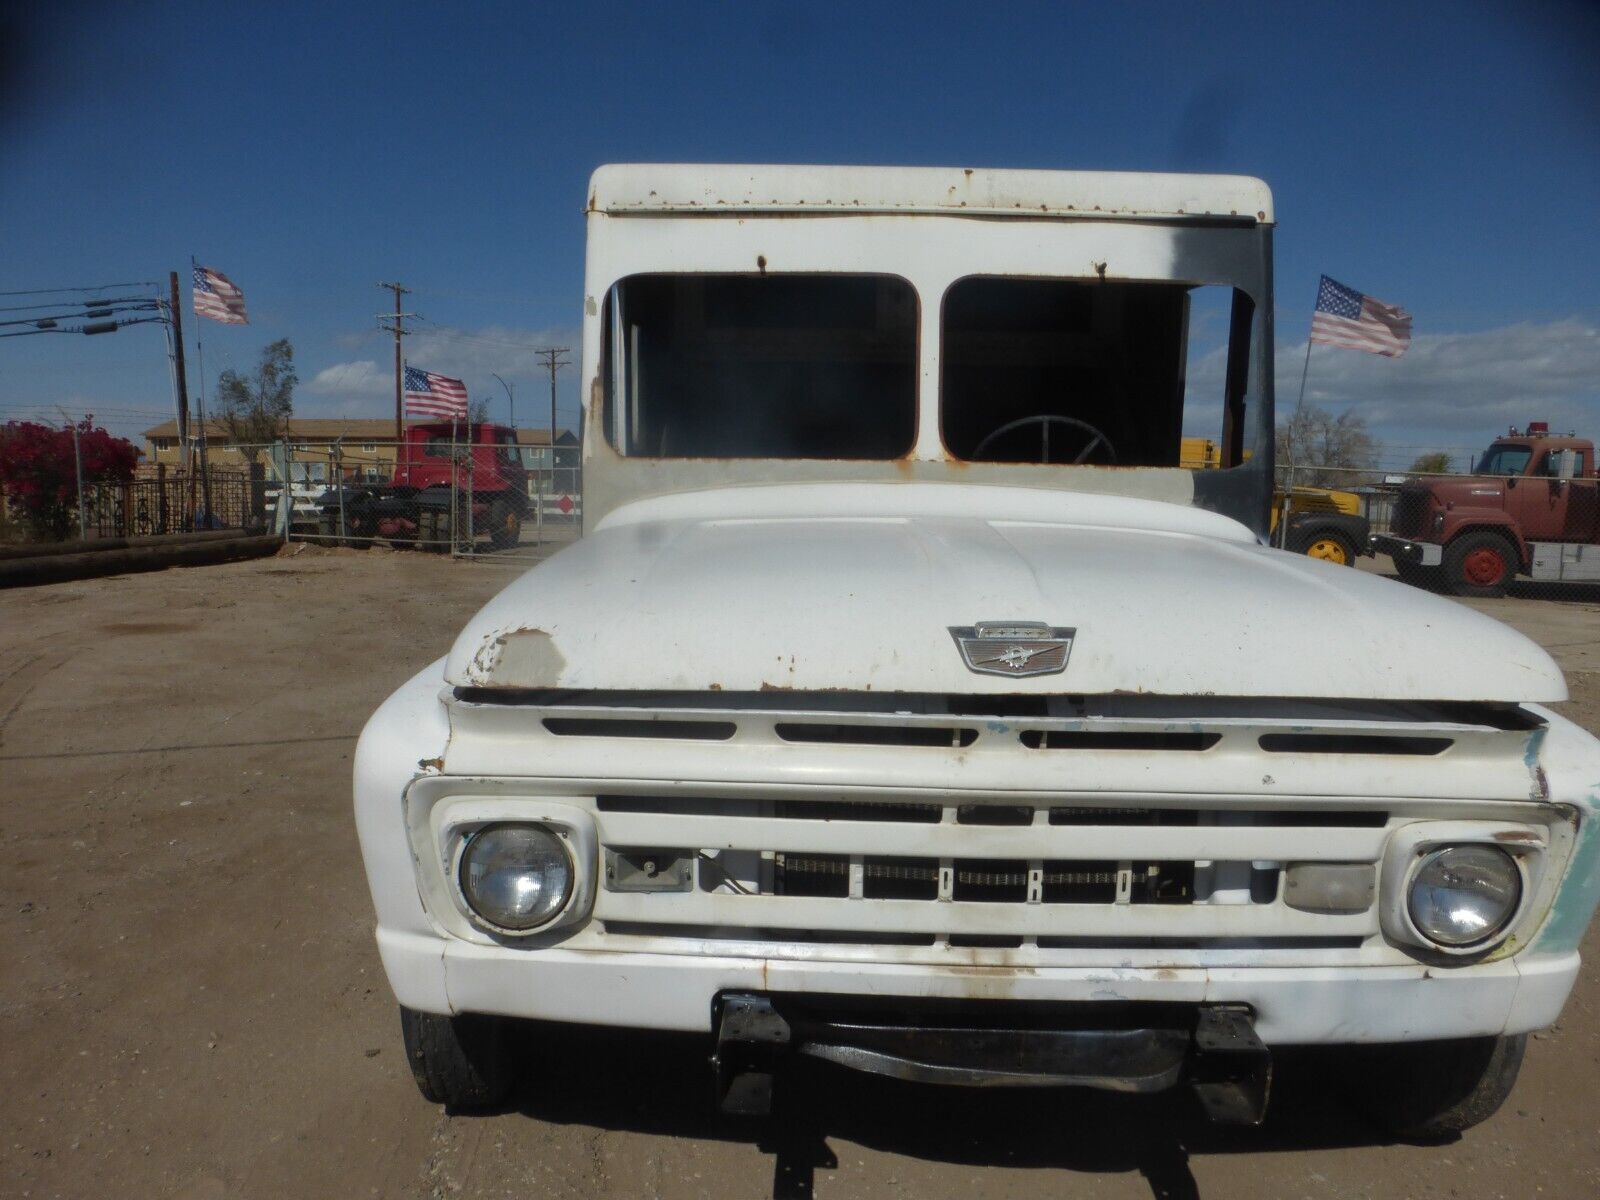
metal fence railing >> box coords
[225,439,582,560]
[84,467,259,538]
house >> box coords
[141,419,580,482]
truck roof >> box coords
[588,163,1274,224]
[1491,434,1590,447]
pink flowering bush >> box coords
[0,418,138,540]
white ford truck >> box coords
[356,164,1600,1136]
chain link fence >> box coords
[228,438,582,560]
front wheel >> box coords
[1350,1035,1526,1140]
[399,1006,515,1110]
[1443,531,1517,598]
[1299,531,1358,566]
[489,498,523,551]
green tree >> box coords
[1407,451,1453,474]
[1275,403,1379,489]
[215,339,297,461]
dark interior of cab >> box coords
[604,274,1252,467]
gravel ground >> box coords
[2,545,1597,1199]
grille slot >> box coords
[775,853,850,898]
[543,717,735,741]
[1021,730,1221,751]
[863,857,940,901]
[604,922,938,947]
[1049,807,1388,828]
[953,859,1030,903]
[1039,861,1118,904]
[597,796,942,823]
[776,799,942,824]
[1049,807,1199,826]
[1258,733,1452,756]
[775,723,978,748]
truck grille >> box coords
[590,792,1393,951]
[441,690,1551,964]
[1390,489,1430,538]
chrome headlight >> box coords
[458,823,574,934]
[1407,844,1521,948]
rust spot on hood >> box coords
[468,627,568,688]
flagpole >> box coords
[1279,322,1316,549]
[191,258,215,528]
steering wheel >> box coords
[971,415,1118,465]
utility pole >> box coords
[535,346,570,470]
[58,407,86,540]
[377,282,413,441]
[167,272,191,468]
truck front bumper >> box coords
[377,926,1578,1047]
[710,993,1272,1122]
[1372,533,1443,567]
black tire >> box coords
[489,498,522,551]
[341,512,374,549]
[399,1006,515,1110]
[1443,530,1518,598]
[1354,1035,1526,1140]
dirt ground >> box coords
[2,545,1598,1200]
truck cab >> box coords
[320,422,530,549]
[391,422,528,495]
[1377,422,1599,595]
[354,165,1600,1138]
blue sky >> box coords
[2,0,1597,468]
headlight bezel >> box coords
[402,786,599,945]
[1380,821,1548,960]
[1405,843,1523,950]
[455,821,576,936]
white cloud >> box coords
[300,324,584,423]
[1189,317,1600,462]
[1281,319,1600,448]
[306,359,388,400]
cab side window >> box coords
[1540,450,1589,477]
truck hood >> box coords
[445,483,1565,702]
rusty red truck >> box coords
[1375,422,1598,596]
[318,422,531,549]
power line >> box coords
[0,295,155,315]
[410,318,568,351]
[0,281,162,297]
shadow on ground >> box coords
[495,1022,1406,1200]
[1506,580,1600,605]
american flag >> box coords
[191,265,248,324]
[1310,275,1411,357]
[403,365,469,420]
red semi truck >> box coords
[319,422,531,549]
[1375,422,1599,595]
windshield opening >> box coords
[940,278,1255,468]
[1475,443,1532,476]
[603,273,917,459]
